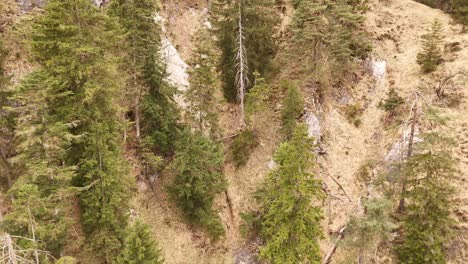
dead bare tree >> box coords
[434,71,460,99]
[0,234,46,264]
[235,1,249,128]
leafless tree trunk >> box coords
[323,226,346,264]
[26,204,39,264]
[131,2,141,142]
[235,2,248,128]
[398,99,418,213]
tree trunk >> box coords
[398,101,418,212]
[236,2,247,128]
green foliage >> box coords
[56,256,78,264]
[379,88,405,114]
[169,130,227,239]
[3,71,75,259]
[78,122,133,262]
[417,19,444,73]
[355,160,377,183]
[0,29,15,187]
[245,75,270,126]
[344,103,363,127]
[453,0,468,28]
[346,0,369,13]
[110,0,180,154]
[280,81,304,139]
[232,129,259,168]
[212,0,280,102]
[396,133,457,264]
[117,220,164,264]
[291,0,371,83]
[187,27,219,137]
[256,124,324,264]
[343,198,397,262]
[28,0,134,261]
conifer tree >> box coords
[168,130,227,239]
[117,220,164,264]
[212,0,280,102]
[453,0,468,30]
[280,82,305,139]
[29,0,133,261]
[417,19,444,73]
[187,27,219,136]
[344,198,397,262]
[109,0,180,154]
[3,71,75,261]
[396,133,457,263]
[291,0,371,81]
[256,124,324,263]
[0,32,14,187]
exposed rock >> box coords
[155,13,190,109]
[234,249,258,264]
[371,59,387,82]
[304,112,321,142]
[16,0,46,12]
[267,159,277,169]
[385,128,423,163]
[161,38,189,109]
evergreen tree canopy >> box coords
[187,27,219,136]
[417,19,444,73]
[291,0,371,83]
[453,0,468,28]
[397,133,457,264]
[118,220,164,264]
[28,0,134,261]
[257,124,324,264]
[280,81,305,139]
[213,0,280,102]
[169,130,227,239]
[110,0,180,154]
[3,71,75,260]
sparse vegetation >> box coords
[232,129,259,168]
[344,103,364,127]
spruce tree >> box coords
[109,0,180,154]
[187,27,219,136]
[168,130,227,239]
[344,198,397,262]
[280,81,305,139]
[0,31,14,187]
[212,0,280,102]
[257,124,324,263]
[453,0,468,30]
[3,71,75,261]
[291,0,371,81]
[417,19,444,73]
[117,220,164,264]
[397,133,457,264]
[30,0,133,261]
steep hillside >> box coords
[0,0,466,263]
[138,0,467,263]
